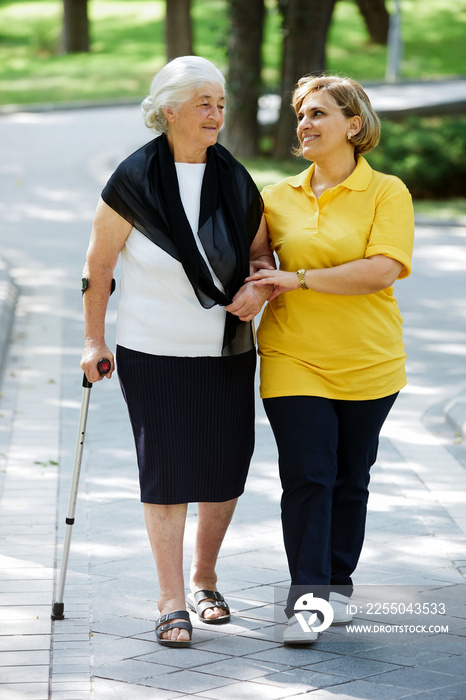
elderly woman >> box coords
[248,75,414,644]
[81,56,273,647]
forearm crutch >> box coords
[52,276,115,621]
[51,358,111,620]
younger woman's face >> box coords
[297,90,358,162]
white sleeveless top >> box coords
[116,163,226,357]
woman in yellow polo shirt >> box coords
[248,75,414,645]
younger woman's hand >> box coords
[246,269,300,301]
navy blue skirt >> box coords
[116,345,256,504]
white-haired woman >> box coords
[248,75,414,644]
[81,56,273,647]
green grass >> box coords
[327,0,466,81]
[0,0,167,103]
[411,198,466,220]
[1,0,466,106]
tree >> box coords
[354,0,389,45]
[274,0,337,159]
[224,0,265,157]
[61,0,90,54]
[166,0,193,61]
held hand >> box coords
[249,259,275,275]
[81,341,114,383]
[225,281,273,322]
[246,269,300,302]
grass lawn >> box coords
[1,0,466,106]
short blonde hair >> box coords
[292,74,380,156]
[142,55,226,133]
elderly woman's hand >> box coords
[225,281,273,322]
[81,340,114,383]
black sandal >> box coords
[155,610,192,647]
[186,589,231,624]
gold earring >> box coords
[347,132,352,140]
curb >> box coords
[0,97,143,116]
[0,257,18,378]
[445,390,466,441]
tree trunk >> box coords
[166,0,193,61]
[274,0,336,159]
[354,0,389,44]
[224,0,265,157]
[61,0,90,54]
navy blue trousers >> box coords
[264,394,397,614]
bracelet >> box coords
[297,269,308,290]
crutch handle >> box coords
[82,358,112,389]
[97,358,111,375]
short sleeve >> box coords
[366,178,415,279]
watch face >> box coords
[297,270,307,289]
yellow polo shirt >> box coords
[258,156,415,400]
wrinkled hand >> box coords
[81,340,114,383]
[225,281,273,321]
[249,259,275,275]
[246,269,300,302]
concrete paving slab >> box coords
[404,683,466,700]
[368,665,461,691]
[194,656,293,681]
[302,655,403,680]
[303,680,419,699]
[197,679,305,699]
[252,667,347,690]
[0,683,49,699]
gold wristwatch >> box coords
[297,269,308,290]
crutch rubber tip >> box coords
[51,602,65,620]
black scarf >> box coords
[101,134,263,359]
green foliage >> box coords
[412,198,466,219]
[366,116,466,199]
[0,0,167,103]
[328,0,466,80]
[1,0,466,105]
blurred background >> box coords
[1,0,465,214]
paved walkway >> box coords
[0,105,466,699]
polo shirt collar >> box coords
[287,156,372,192]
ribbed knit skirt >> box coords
[116,345,256,504]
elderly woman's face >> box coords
[164,84,225,159]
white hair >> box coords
[141,56,226,133]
